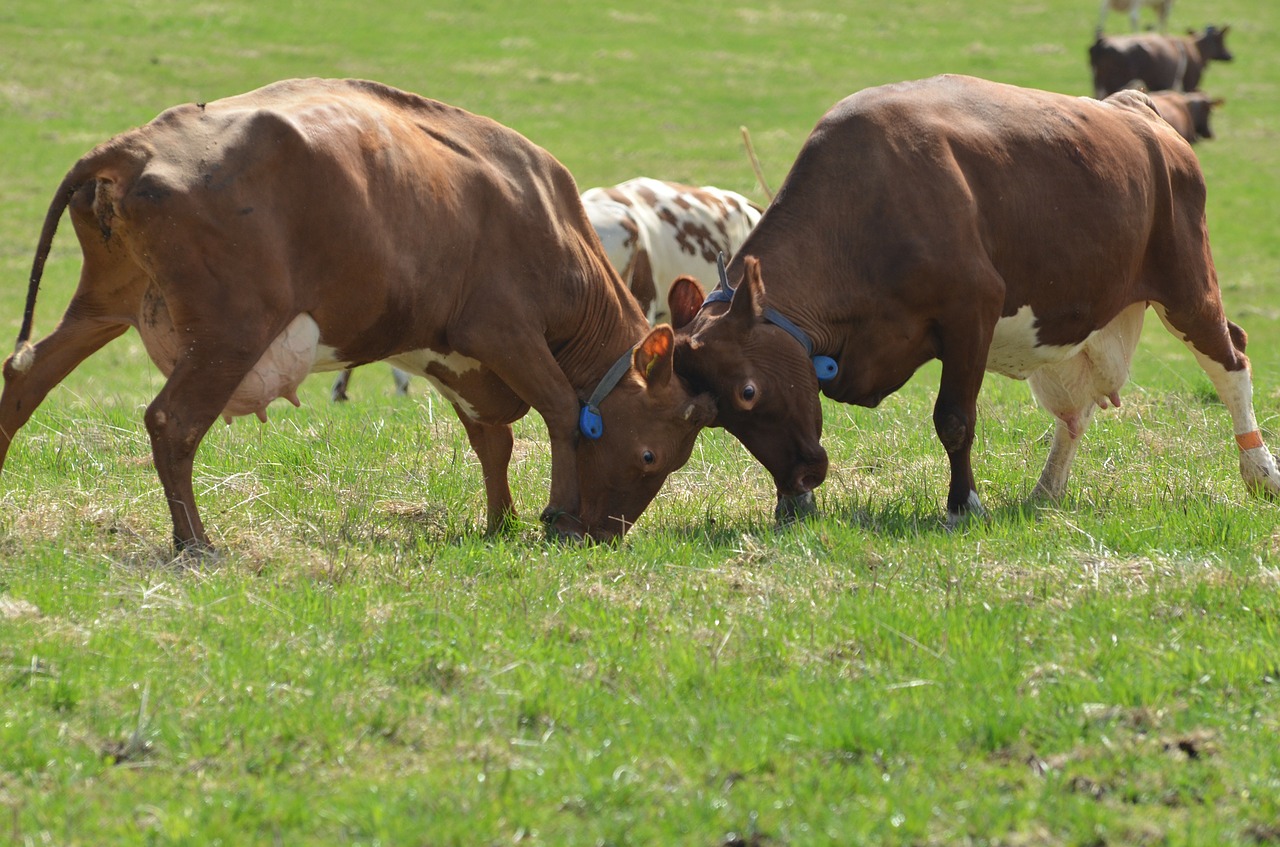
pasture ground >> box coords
[1,1,1278,844]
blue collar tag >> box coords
[578,347,636,440]
[579,406,604,440]
[813,355,838,382]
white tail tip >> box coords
[10,341,35,374]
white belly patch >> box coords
[986,305,1088,379]
[389,348,484,419]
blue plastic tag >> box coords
[579,405,604,440]
[813,355,838,382]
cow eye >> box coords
[642,449,656,465]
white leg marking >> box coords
[946,490,986,529]
[1152,304,1280,497]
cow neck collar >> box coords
[578,347,633,440]
[701,254,838,383]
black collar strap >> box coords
[579,348,635,439]
[701,253,838,382]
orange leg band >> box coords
[1236,430,1265,451]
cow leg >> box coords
[145,331,287,552]
[392,366,411,396]
[331,368,354,402]
[456,412,516,533]
[448,322,586,539]
[1153,304,1280,497]
[934,332,997,527]
[0,312,130,471]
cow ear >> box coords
[668,276,705,329]
[633,325,674,389]
[729,255,766,324]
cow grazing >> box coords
[331,177,762,401]
[0,78,716,552]
[580,178,763,326]
[1098,0,1173,33]
[1149,90,1223,144]
[667,75,1280,526]
[1090,25,1233,98]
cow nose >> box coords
[792,449,829,494]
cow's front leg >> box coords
[934,319,996,527]
[456,413,516,534]
[449,323,587,541]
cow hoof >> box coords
[945,491,986,530]
[172,539,221,565]
[1240,451,1280,499]
[775,490,817,525]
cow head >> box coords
[575,325,716,541]
[668,258,829,515]
[1187,93,1224,140]
[1194,25,1233,62]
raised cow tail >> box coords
[14,143,138,370]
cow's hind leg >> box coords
[146,345,275,552]
[1153,304,1280,496]
[1029,302,1145,501]
[0,308,131,471]
[456,412,516,534]
[331,368,354,402]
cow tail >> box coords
[14,143,139,370]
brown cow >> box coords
[668,76,1280,525]
[330,176,762,401]
[1149,90,1223,144]
[1089,26,1232,98]
[0,78,715,552]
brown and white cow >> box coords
[1149,90,1223,144]
[330,176,762,401]
[1089,26,1233,98]
[581,178,763,326]
[0,78,715,552]
[1098,0,1173,34]
[668,76,1280,525]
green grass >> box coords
[3,0,1280,844]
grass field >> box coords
[2,1,1279,844]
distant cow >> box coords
[581,178,763,326]
[0,78,715,552]
[668,76,1280,526]
[333,176,763,400]
[1090,25,1233,98]
[1149,90,1223,144]
[1098,0,1173,33]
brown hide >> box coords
[1090,26,1233,98]
[670,75,1273,522]
[1149,90,1222,144]
[1,78,714,550]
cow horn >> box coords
[716,251,731,293]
